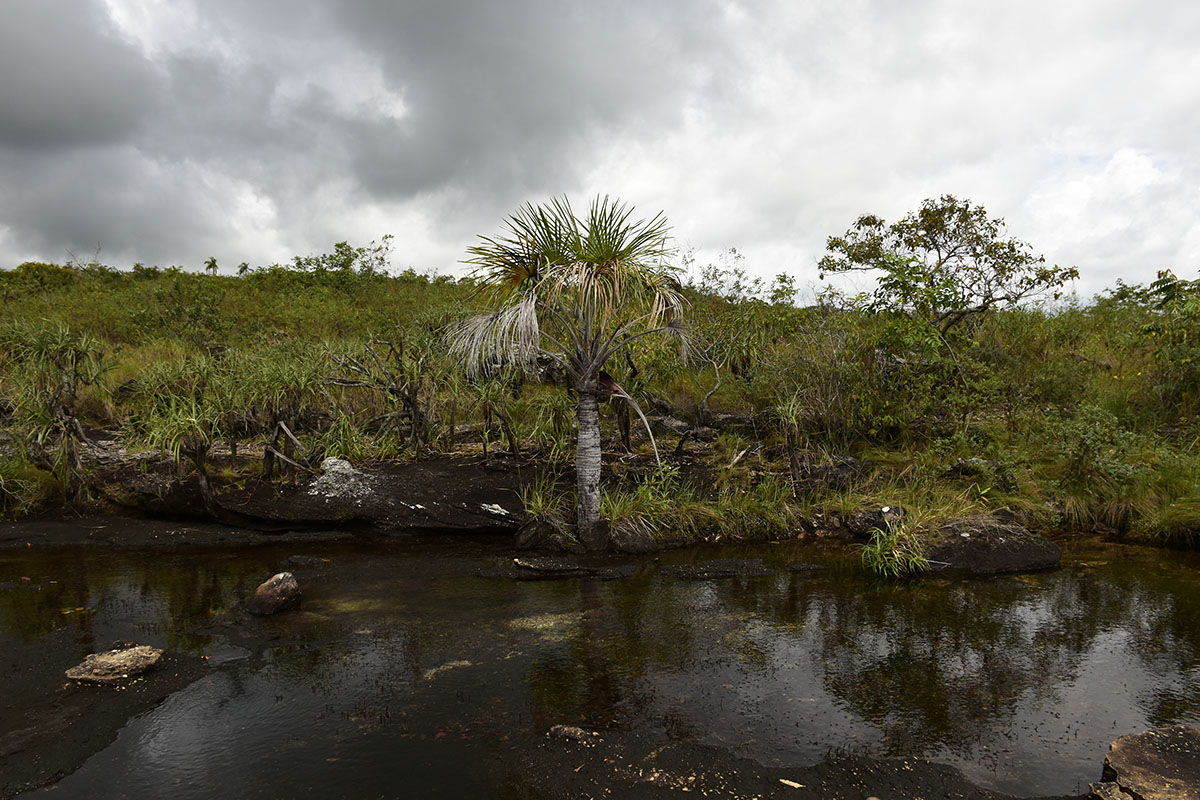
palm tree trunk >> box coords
[575,389,606,550]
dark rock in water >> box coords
[513,557,590,578]
[662,559,771,580]
[65,645,163,684]
[480,557,637,582]
[926,519,1060,576]
[282,555,327,568]
[246,572,301,615]
[1096,725,1200,800]
[786,562,826,574]
[515,518,578,553]
[548,725,601,746]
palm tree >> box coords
[451,196,684,550]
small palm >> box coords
[451,196,685,549]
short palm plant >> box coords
[451,196,684,550]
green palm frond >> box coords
[453,195,684,385]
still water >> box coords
[1,533,1198,798]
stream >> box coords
[1,531,1198,797]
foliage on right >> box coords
[818,195,1078,335]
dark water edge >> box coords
[1,530,1198,798]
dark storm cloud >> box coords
[1,0,1197,291]
[0,0,162,150]
[0,0,734,268]
[328,0,730,201]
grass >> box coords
[859,517,930,578]
[2,250,1200,559]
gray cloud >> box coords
[0,0,1197,294]
[0,0,162,150]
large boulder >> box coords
[246,572,301,615]
[926,518,1060,575]
[65,644,163,684]
[1094,725,1200,800]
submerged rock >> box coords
[479,557,636,582]
[65,644,163,684]
[246,571,301,615]
[926,518,1060,576]
[662,559,771,580]
[513,556,590,578]
[1096,725,1200,800]
[282,555,328,568]
[786,562,826,574]
[548,725,601,746]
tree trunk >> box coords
[575,389,606,550]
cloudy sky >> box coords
[1,0,1197,298]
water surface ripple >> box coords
[2,534,1197,797]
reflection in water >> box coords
[1,536,1198,798]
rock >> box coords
[99,453,533,534]
[479,558,636,582]
[246,572,301,615]
[1097,725,1200,800]
[515,518,578,552]
[1088,782,1126,800]
[843,505,905,539]
[548,725,601,746]
[306,457,374,503]
[513,556,590,578]
[786,562,826,574]
[926,518,1061,576]
[282,555,327,568]
[662,559,771,580]
[648,415,691,436]
[65,645,163,684]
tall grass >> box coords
[1,251,1199,549]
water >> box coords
[2,533,1198,797]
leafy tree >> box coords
[1143,269,1200,415]
[819,195,1077,335]
[451,196,683,550]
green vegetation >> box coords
[3,200,1200,568]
